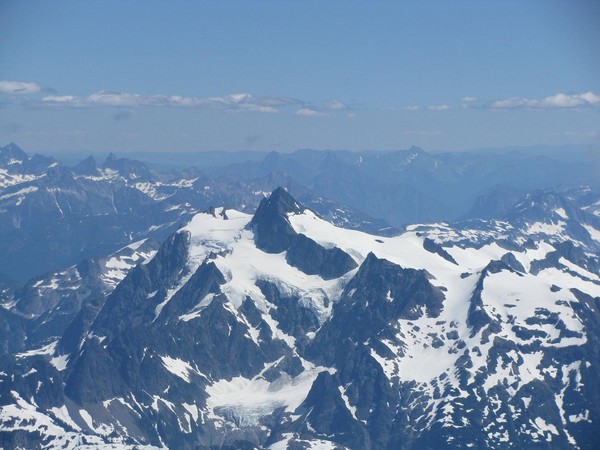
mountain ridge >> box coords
[1,187,598,449]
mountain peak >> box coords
[5,142,25,152]
[72,155,98,176]
[407,145,427,155]
[0,143,28,164]
[102,153,156,181]
[103,152,119,167]
[267,187,303,214]
[248,187,305,253]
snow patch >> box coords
[160,356,208,383]
[206,366,332,426]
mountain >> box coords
[463,184,526,220]
[0,144,396,281]
[210,146,600,226]
[0,145,190,281]
[0,143,58,184]
[1,188,598,449]
[440,187,600,257]
[9,238,159,353]
[3,143,597,281]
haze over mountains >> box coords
[1,143,598,281]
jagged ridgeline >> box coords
[1,187,599,449]
[0,144,396,283]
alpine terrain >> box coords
[0,144,394,283]
[3,2,598,448]
[1,187,599,449]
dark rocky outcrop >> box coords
[308,252,445,362]
[423,237,458,265]
[286,233,357,280]
[500,252,525,273]
[248,187,304,253]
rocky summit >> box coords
[0,187,599,449]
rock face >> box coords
[1,187,600,450]
[313,252,445,347]
[251,187,358,278]
[248,186,304,253]
[423,237,458,265]
[6,238,159,354]
[286,233,357,280]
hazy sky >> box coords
[1,0,599,153]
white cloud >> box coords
[41,91,154,107]
[428,104,450,111]
[15,84,349,116]
[243,105,279,113]
[489,91,600,109]
[321,100,347,110]
[400,92,600,112]
[41,95,76,103]
[0,80,41,95]
[293,99,347,115]
[87,91,142,106]
[488,97,525,109]
[537,93,584,108]
[295,108,322,117]
[579,91,600,105]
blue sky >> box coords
[1,0,599,154]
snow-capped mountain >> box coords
[0,144,395,282]
[2,238,159,354]
[1,188,598,449]
[0,144,197,282]
[0,143,58,189]
[419,187,600,258]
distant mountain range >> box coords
[211,145,599,226]
[0,144,394,282]
[1,143,598,282]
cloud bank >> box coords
[489,92,600,109]
[428,104,450,111]
[296,108,322,117]
[0,81,41,95]
[2,80,598,117]
[402,92,600,112]
[1,81,355,118]
[38,91,296,113]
